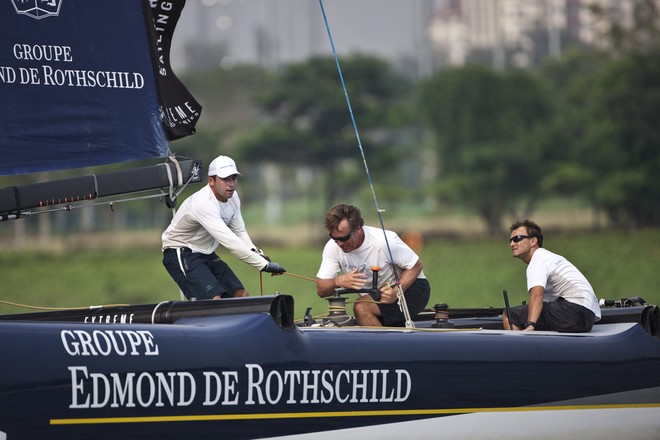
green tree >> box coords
[581,53,660,227]
[539,2,660,229]
[232,55,411,206]
[172,65,272,162]
[535,48,607,202]
[417,65,551,235]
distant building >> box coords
[171,0,435,76]
[428,0,660,69]
[171,0,659,75]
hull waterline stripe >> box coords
[50,403,660,426]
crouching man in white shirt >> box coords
[162,155,285,301]
[505,219,600,332]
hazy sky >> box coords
[171,0,434,71]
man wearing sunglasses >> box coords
[162,155,285,301]
[316,204,430,326]
[504,219,600,332]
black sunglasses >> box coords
[330,229,354,242]
[509,235,531,243]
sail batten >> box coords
[0,158,204,220]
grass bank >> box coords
[1,229,657,320]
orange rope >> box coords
[257,271,315,296]
[283,272,316,283]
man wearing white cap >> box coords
[162,155,285,300]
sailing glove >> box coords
[262,262,286,274]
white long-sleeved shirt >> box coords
[161,185,267,270]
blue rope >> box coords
[317,0,403,286]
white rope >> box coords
[175,248,187,301]
[151,301,170,324]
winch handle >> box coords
[333,266,382,301]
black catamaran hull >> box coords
[0,296,658,439]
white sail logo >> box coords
[12,0,62,20]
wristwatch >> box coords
[524,321,536,329]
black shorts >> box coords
[163,248,244,300]
[509,297,596,333]
[379,278,430,327]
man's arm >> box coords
[379,259,423,304]
[524,285,544,330]
[196,197,268,270]
[316,278,337,298]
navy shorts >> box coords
[378,278,430,327]
[163,248,244,300]
[509,297,596,333]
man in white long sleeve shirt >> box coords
[162,155,285,300]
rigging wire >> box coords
[2,156,200,220]
[317,0,413,328]
[11,191,174,218]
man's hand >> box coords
[335,268,367,290]
[379,284,400,304]
[262,262,286,275]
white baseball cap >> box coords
[207,155,241,178]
